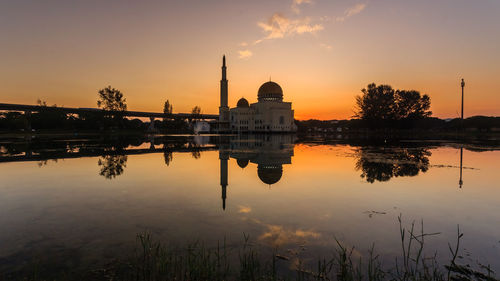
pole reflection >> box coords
[459,147,464,189]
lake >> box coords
[0,134,499,278]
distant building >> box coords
[193,121,210,134]
[218,56,297,133]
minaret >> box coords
[221,55,228,107]
[219,55,230,132]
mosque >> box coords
[218,56,297,133]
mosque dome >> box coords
[258,81,283,102]
[237,158,249,168]
[257,164,283,185]
[237,98,250,108]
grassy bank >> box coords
[82,216,497,281]
[1,218,497,280]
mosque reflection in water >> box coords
[218,134,295,210]
[0,134,470,202]
[94,134,295,210]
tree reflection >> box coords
[355,147,430,183]
[191,151,201,159]
[98,155,128,179]
[164,151,173,166]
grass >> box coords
[82,215,496,281]
[12,215,499,281]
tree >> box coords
[36,99,48,107]
[191,106,201,115]
[394,90,432,119]
[163,100,173,125]
[163,100,173,115]
[354,83,432,125]
[355,83,396,121]
[97,86,127,111]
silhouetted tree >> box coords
[163,100,174,128]
[191,106,201,115]
[355,84,396,121]
[355,83,432,127]
[163,100,173,115]
[96,86,127,129]
[36,99,49,106]
[97,86,127,111]
[394,90,432,119]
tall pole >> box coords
[461,78,465,120]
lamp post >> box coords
[461,79,465,120]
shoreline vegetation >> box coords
[1,126,499,149]
[1,83,499,136]
[8,217,497,281]
[1,112,499,139]
[0,116,499,137]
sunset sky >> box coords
[1,0,499,120]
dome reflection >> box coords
[218,134,295,210]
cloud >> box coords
[257,13,290,39]
[238,215,321,249]
[238,205,252,213]
[291,0,313,14]
[336,3,367,22]
[238,49,253,59]
[319,15,332,22]
[258,224,321,247]
[253,39,263,45]
[320,43,332,50]
[257,13,323,42]
[237,1,324,58]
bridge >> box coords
[0,102,219,131]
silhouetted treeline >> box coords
[296,116,500,134]
[0,111,191,133]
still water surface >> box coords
[0,135,499,275]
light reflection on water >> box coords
[0,135,499,275]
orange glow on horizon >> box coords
[1,1,499,120]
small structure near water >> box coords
[193,121,210,134]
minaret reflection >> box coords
[218,134,295,210]
[459,147,463,188]
[219,149,229,210]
